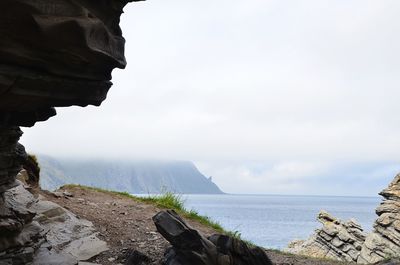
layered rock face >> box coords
[0,0,137,263]
[287,174,400,264]
[286,210,366,262]
[358,174,400,264]
[0,0,139,127]
[0,127,27,193]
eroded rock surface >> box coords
[287,173,400,264]
[286,210,366,262]
[358,174,400,264]
[0,0,140,127]
[0,0,138,192]
[0,182,108,265]
[153,210,273,265]
[0,1,137,261]
[0,127,27,193]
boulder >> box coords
[286,210,366,262]
[153,210,272,265]
[0,183,108,264]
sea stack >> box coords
[358,174,400,263]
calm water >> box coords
[180,194,381,249]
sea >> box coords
[179,194,381,249]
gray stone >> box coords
[64,234,109,261]
[358,173,400,263]
[33,247,78,265]
[331,237,344,248]
[0,184,108,263]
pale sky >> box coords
[21,0,400,196]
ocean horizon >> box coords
[139,193,381,249]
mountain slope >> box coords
[37,155,223,194]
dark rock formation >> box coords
[125,250,151,265]
[24,155,41,188]
[153,210,273,265]
[0,0,139,191]
[286,210,366,262]
[0,0,138,263]
[0,126,27,193]
[0,0,140,127]
[358,174,400,264]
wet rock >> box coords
[153,210,272,265]
[286,210,366,262]
[358,174,400,264]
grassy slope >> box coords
[60,184,352,264]
[61,184,241,239]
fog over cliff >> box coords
[38,155,223,194]
[21,0,400,196]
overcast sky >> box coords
[21,0,400,196]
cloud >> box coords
[21,0,400,195]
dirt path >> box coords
[42,186,352,265]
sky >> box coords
[21,0,400,196]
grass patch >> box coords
[61,184,243,240]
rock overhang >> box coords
[0,0,142,127]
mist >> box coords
[21,0,400,196]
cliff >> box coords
[38,156,224,194]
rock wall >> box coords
[0,127,27,193]
[0,0,141,188]
[286,210,366,262]
[358,174,400,264]
[0,0,140,127]
[0,0,139,189]
[0,0,139,263]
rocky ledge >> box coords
[287,173,400,264]
[286,210,366,262]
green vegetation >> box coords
[61,184,242,240]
